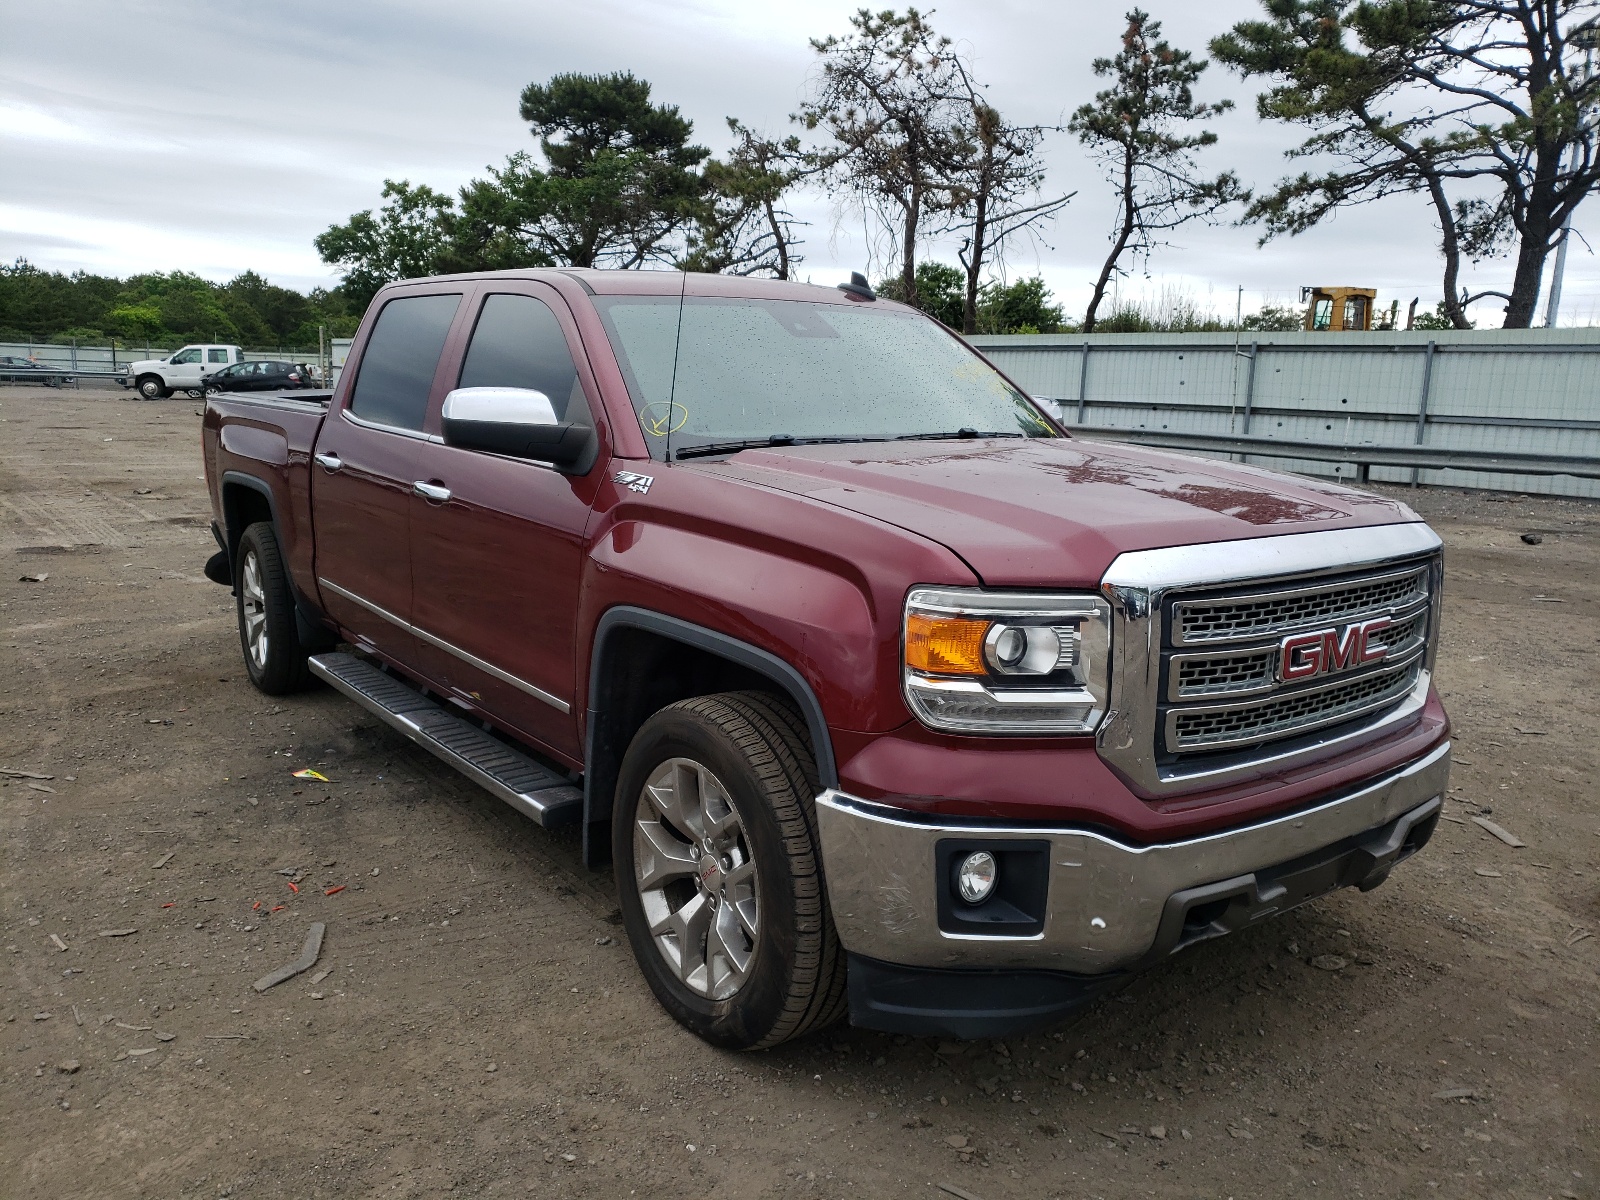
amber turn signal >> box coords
[905,613,990,676]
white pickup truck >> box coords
[121,344,245,399]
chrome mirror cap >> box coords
[442,386,557,426]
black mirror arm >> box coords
[442,417,593,468]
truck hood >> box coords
[702,437,1420,586]
[125,359,166,372]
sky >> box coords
[5,0,1596,327]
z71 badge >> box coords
[613,470,654,495]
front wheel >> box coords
[234,522,313,694]
[137,375,169,400]
[614,692,846,1049]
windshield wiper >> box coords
[675,434,887,461]
[893,428,1024,441]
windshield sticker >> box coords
[613,470,654,495]
[639,401,689,437]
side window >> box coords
[349,293,461,431]
[458,294,592,426]
[170,348,201,365]
[207,348,229,363]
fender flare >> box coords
[219,470,330,648]
[582,606,839,865]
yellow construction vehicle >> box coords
[1301,286,1378,331]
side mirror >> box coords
[440,387,593,468]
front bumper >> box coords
[818,740,1448,1032]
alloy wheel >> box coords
[632,757,759,1000]
[240,550,269,669]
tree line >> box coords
[0,260,358,348]
[320,2,1600,333]
[11,3,1596,341]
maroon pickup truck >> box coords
[201,268,1449,1048]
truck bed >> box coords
[202,391,332,605]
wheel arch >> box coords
[219,471,277,565]
[582,606,839,867]
[220,470,334,651]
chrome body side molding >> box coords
[317,577,571,714]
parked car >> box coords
[202,269,1450,1048]
[120,344,244,398]
[0,354,74,387]
[203,359,318,393]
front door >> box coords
[310,290,466,661]
[405,285,607,762]
[166,347,204,387]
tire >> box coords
[613,691,847,1050]
[137,375,169,400]
[234,521,314,695]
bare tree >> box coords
[682,121,807,278]
[796,8,970,307]
[1070,9,1247,332]
[946,100,1075,334]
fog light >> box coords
[956,850,998,904]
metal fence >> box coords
[0,341,327,385]
[968,328,1600,499]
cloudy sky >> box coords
[4,0,1595,326]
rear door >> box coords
[404,284,607,760]
[310,289,466,661]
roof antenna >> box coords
[836,271,876,301]
[665,269,687,463]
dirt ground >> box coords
[1,383,1596,1200]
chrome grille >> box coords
[1098,525,1445,796]
[1172,565,1428,646]
[1170,606,1430,702]
[1168,655,1423,752]
[1172,648,1276,698]
[1158,555,1437,761]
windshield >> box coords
[592,295,1056,460]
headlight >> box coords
[902,587,1111,735]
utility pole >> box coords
[1544,210,1572,327]
[1549,24,1599,327]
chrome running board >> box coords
[308,652,582,829]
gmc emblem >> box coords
[1277,617,1391,682]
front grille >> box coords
[1173,647,1276,698]
[1158,555,1437,762]
[1170,606,1430,702]
[1172,565,1428,646]
[1169,655,1423,752]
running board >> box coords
[308,652,582,829]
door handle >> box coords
[412,480,452,503]
[313,452,342,471]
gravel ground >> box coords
[2,384,1596,1200]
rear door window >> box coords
[457,293,591,425]
[349,293,461,431]
[207,348,229,363]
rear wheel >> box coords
[137,375,169,400]
[614,691,846,1049]
[234,522,313,694]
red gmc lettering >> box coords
[1321,623,1363,671]
[1278,631,1326,680]
[1357,616,1392,663]
[1282,616,1393,681]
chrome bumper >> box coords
[816,740,1450,973]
